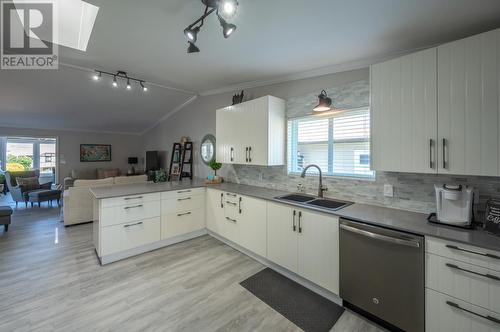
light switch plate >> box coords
[384,184,394,197]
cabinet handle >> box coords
[177,197,191,201]
[248,146,252,163]
[226,217,237,223]
[177,212,191,217]
[220,193,224,208]
[226,201,237,206]
[230,147,234,162]
[298,211,302,233]
[429,139,434,169]
[124,204,143,210]
[226,193,237,197]
[446,263,500,281]
[292,210,296,232]
[124,222,143,228]
[238,197,242,214]
[445,244,500,260]
[124,196,143,200]
[442,138,447,169]
[446,301,500,325]
[177,190,191,194]
[245,147,249,162]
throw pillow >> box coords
[16,177,40,191]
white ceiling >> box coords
[2,0,500,134]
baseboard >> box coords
[207,230,343,306]
[99,228,208,265]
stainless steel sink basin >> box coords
[275,194,352,211]
[306,198,351,211]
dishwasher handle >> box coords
[340,223,421,248]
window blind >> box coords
[287,108,374,179]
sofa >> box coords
[63,168,122,190]
[63,174,148,226]
[5,170,53,207]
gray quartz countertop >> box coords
[90,179,500,252]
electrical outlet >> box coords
[384,184,394,197]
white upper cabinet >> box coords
[372,28,500,176]
[437,29,500,176]
[216,95,286,166]
[371,47,438,173]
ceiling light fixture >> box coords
[313,90,333,112]
[93,70,149,92]
[183,0,239,53]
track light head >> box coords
[219,0,238,18]
[184,26,200,43]
[126,79,131,90]
[218,15,236,38]
[140,81,148,92]
[112,75,118,87]
[93,71,101,81]
[187,42,200,53]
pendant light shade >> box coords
[313,90,332,112]
[187,42,200,53]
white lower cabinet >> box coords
[206,188,225,234]
[160,190,205,240]
[267,202,339,294]
[426,288,500,332]
[101,217,161,256]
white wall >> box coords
[0,127,143,183]
[143,68,369,179]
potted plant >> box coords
[208,160,222,183]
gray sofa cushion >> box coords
[0,206,13,217]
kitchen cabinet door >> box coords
[267,202,298,273]
[297,210,339,294]
[371,47,438,173]
[206,189,225,234]
[238,195,267,257]
[437,29,500,176]
[216,106,245,164]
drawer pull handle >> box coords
[239,197,242,214]
[446,263,500,281]
[446,301,500,325]
[226,193,237,197]
[177,212,191,217]
[226,201,237,206]
[177,197,192,201]
[292,210,296,232]
[124,196,143,200]
[226,217,237,223]
[177,190,191,194]
[124,205,143,210]
[446,244,500,260]
[220,193,224,208]
[124,222,143,228]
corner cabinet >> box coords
[216,95,286,166]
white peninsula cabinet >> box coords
[371,28,500,176]
[267,202,340,294]
[216,95,286,166]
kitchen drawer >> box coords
[426,237,500,272]
[101,192,160,208]
[161,209,205,239]
[101,201,161,227]
[224,201,239,222]
[426,288,500,332]
[161,195,205,214]
[101,217,161,255]
[160,187,205,200]
[427,253,500,314]
[224,192,239,203]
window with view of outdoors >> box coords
[2,137,56,175]
[287,108,374,179]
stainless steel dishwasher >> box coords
[339,218,424,332]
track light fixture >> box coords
[93,70,148,92]
[183,0,239,53]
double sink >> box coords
[274,193,352,211]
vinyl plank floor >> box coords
[0,195,384,332]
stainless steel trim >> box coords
[446,301,500,325]
[177,190,191,194]
[226,217,237,223]
[446,263,500,281]
[124,222,143,228]
[124,196,143,200]
[177,212,191,217]
[177,197,191,201]
[445,244,500,260]
[124,205,143,210]
[340,224,420,248]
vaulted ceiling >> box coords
[2,0,500,134]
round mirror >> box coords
[200,134,216,165]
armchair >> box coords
[5,170,52,207]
